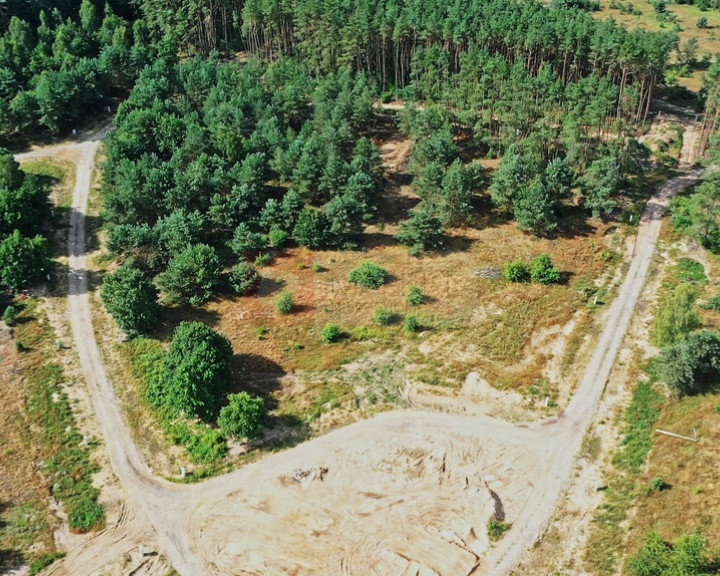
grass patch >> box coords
[13,300,104,533]
[584,380,664,575]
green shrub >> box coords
[255,325,267,340]
[276,291,294,314]
[503,259,530,283]
[487,519,512,541]
[404,314,420,332]
[674,258,706,283]
[268,228,289,249]
[348,261,390,289]
[2,304,17,326]
[229,261,261,295]
[406,285,423,306]
[218,392,267,439]
[702,290,720,311]
[254,253,273,267]
[373,306,397,325]
[530,253,561,284]
[697,16,708,28]
[654,330,720,396]
[321,323,341,343]
[650,477,666,491]
[652,283,701,346]
[312,262,324,272]
[185,428,228,463]
[67,497,104,532]
[29,553,65,575]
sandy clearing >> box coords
[16,119,701,576]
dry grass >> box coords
[625,392,720,554]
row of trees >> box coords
[0,149,50,293]
[241,0,675,123]
[0,0,155,139]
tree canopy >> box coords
[148,321,233,421]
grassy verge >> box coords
[12,299,104,533]
[584,379,665,575]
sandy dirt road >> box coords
[16,126,701,576]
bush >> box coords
[404,314,420,332]
[652,284,701,346]
[530,253,561,284]
[254,253,273,267]
[185,428,228,463]
[503,259,530,283]
[674,258,706,283]
[218,392,267,439]
[650,477,666,491]
[321,323,341,343]
[373,306,397,325]
[67,497,104,532]
[406,285,423,306]
[229,262,260,295]
[697,16,708,27]
[2,304,18,326]
[654,330,720,396]
[268,228,289,249]
[348,261,390,289]
[627,532,716,576]
[276,291,294,314]
[487,519,512,541]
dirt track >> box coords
[17,123,701,576]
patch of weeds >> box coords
[312,262,324,272]
[13,299,105,534]
[348,325,385,341]
[673,258,706,284]
[29,552,65,575]
[255,325,267,340]
[165,420,228,464]
[487,519,512,541]
[581,430,602,462]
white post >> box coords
[83,435,88,445]
[139,545,145,557]
[180,466,186,478]
[593,296,598,306]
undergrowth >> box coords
[14,299,104,533]
[584,379,664,574]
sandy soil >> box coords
[14,119,702,576]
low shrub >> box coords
[503,259,530,283]
[404,314,420,332]
[406,285,424,306]
[276,291,294,314]
[321,323,341,343]
[348,262,390,289]
[373,306,397,325]
[530,253,561,284]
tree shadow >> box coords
[553,205,597,239]
[258,276,287,297]
[153,306,221,342]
